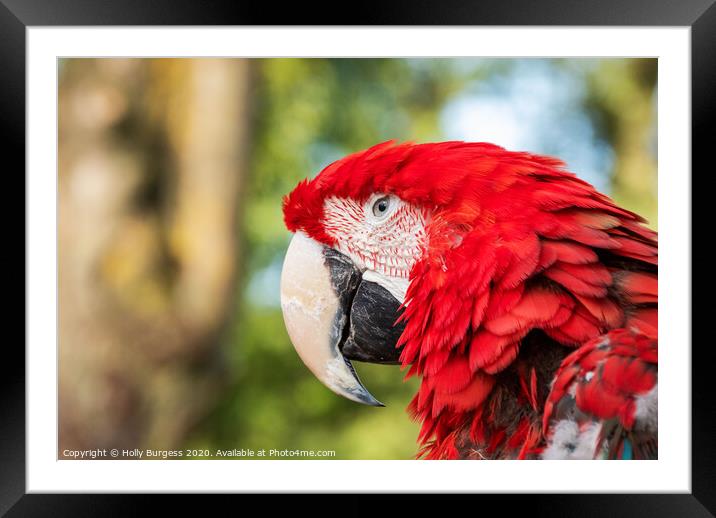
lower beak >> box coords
[280,232,404,406]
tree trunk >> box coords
[58,58,253,454]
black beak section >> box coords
[323,248,362,317]
[323,248,404,365]
[341,280,405,364]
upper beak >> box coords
[280,232,404,406]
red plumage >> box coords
[544,329,657,456]
[283,141,658,459]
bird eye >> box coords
[371,196,392,218]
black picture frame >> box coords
[5,0,711,513]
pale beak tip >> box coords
[339,358,385,407]
[358,393,385,407]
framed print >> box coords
[6,0,712,513]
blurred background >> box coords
[58,58,657,459]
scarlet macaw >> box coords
[279,141,657,460]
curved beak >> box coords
[280,232,404,406]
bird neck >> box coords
[422,332,569,460]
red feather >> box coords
[544,328,657,433]
[540,240,598,267]
[282,141,658,459]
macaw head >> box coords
[282,140,545,403]
[279,140,649,410]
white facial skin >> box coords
[322,193,428,303]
